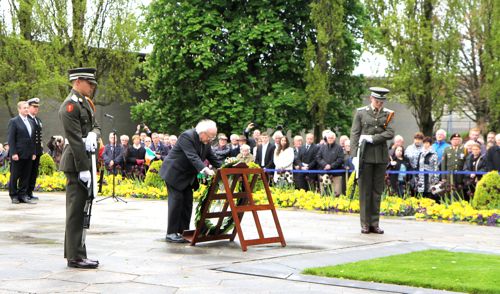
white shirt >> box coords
[261,143,269,166]
[21,115,32,136]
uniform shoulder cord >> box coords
[85,97,96,113]
[383,111,394,129]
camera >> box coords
[276,125,283,131]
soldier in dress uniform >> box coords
[350,87,395,234]
[59,67,101,269]
[27,98,43,201]
[441,133,466,192]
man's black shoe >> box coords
[20,196,36,204]
[369,226,384,234]
[361,225,370,234]
[29,195,39,201]
[67,259,99,269]
[11,198,20,204]
[165,233,188,243]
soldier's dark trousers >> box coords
[9,159,33,199]
[64,172,87,260]
[359,163,386,227]
[166,183,193,235]
[27,156,40,197]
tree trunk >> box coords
[18,0,33,41]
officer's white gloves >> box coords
[85,132,98,152]
[79,170,92,188]
[352,157,359,171]
[201,167,215,177]
[359,135,373,144]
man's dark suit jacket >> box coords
[255,143,276,169]
[102,144,123,166]
[8,115,35,159]
[160,129,221,191]
[300,144,319,170]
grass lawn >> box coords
[303,249,500,294]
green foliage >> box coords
[38,154,57,176]
[365,0,461,136]
[473,171,500,210]
[136,0,314,135]
[484,1,500,131]
[304,0,366,137]
[304,250,500,294]
[144,160,164,189]
[0,0,144,114]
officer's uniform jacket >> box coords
[350,105,395,164]
[28,115,43,156]
[58,89,101,172]
[441,145,466,171]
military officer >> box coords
[441,133,466,189]
[59,67,101,269]
[27,97,43,201]
[350,87,395,234]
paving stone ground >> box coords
[0,191,498,293]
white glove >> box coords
[79,170,92,188]
[85,132,98,152]
[359,135,373,144]
[201,167,215,177]
[352,157,359,171]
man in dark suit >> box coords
[298,133,319,191]
[26,98,43,201]
[8,101,36,204]
[151,132,168,160]
[159,119,222,243]
[102,132,123,173]
[254,132,275,169]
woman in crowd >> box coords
[388,145,410,196]
[273,136,294,185]
[47,135,65,167]
[463,142,487,199]
[405,132,424,193]
[236,144,254,163]
[416,137,439,198]
[126,135,146,177]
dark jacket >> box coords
[255,143,276,168]
[485,146,500,171]
[102,144,124,166]
[212,144,231,161]
[159,129,221,191]
[28,115,43,156]
[7,115,36,159]
[316,143,344,173]
[126,145,146,169]
[299,143,319,170]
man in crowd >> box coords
[468,127,486,155]
[243,122,261,151]
[151,132,168,160]
[298,133,319,191]
[27,97,43,201]
[135,123,152,138]
[292,135,304,189]
[229,134,240,157]
[159,119,221,243]
[255,131,275,169]
[316,131,344,196]
[102,132,123,172]
[432,129,450,164]
[59,67,101,269]
[441,133,466,191]
[486,131,496,150]
[8,101,36,204]
[350,87,394,234]
[486,133,500,171]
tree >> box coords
[454,0,498,132]
[483,1,500,131]
[135,0,314,135]
[0,0,143,116]
[304,0,366,139]
[365,0,461,136]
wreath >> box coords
[194,158,260,236]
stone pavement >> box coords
[0,191,498,293]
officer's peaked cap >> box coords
[68,67,98,85]
[369,87,390,100]
[27,97,40,106]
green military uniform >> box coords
[59,88,100,261]
[350,88,394,232]
[441,145,466,187]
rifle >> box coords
[81,150,98,246]
[349,140,366,202]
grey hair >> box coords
[120,135,129,141]
[195,119,217,134]
[272,131,284,139]
[240,144,251,151]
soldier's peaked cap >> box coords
[68,67,98,85]
[369,87,390,100]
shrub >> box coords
[346,172,359,199]
[473,171,500,210]
[144,160,164,189]
[39,153,57,175]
